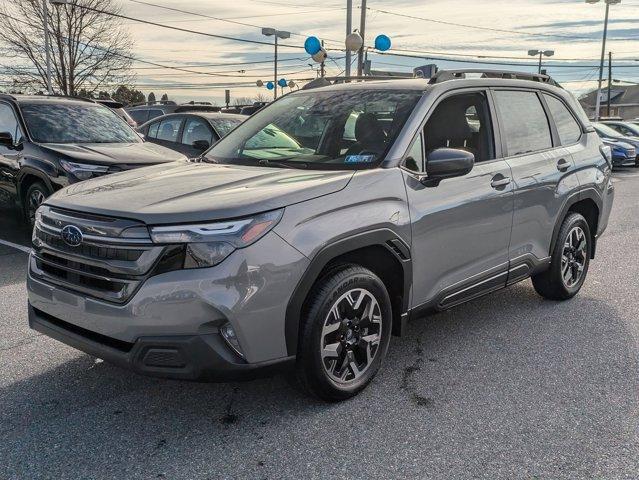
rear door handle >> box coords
[491,176,511,188]
[557,158,571,172]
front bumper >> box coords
[29,304,294,381]
[611,155,637,167]
[27,231,309,380]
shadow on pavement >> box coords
[1,283,638,479]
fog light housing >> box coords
[220,322,244,358]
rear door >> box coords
[404,89,515,310]
[180,116,216,157]
[493,89,579,280]
[149,115,185,153]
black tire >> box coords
[295,265,393,401]
[23,181,50,227]
[532,212,592,301]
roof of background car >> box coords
[0,94,99,105]
[138,112,245,128]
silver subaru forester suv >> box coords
[28,70,614,401]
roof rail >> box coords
[428,69,562,88]
[129,100,178,107]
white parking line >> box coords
[0,239,31,254]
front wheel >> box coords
[24,181,51,227]
[296,265,393,401]
[532,212,591,301]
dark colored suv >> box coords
[27,71,614,401]
[0,95,186,224]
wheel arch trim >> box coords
[284,228,412,356]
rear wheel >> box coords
[295,265,392,401]
[532,212,591,300]
[23,182,50,227]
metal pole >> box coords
[345,0,352,78]
[607,51,612,117]
[274,36,278,100]
[320,40,325,78]
[43,0,53,94]
[594,2,610,121]
[357,0,367,77]
[538,52,543,74]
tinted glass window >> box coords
[129,110,149,124]
[147,121,160,139]
[21,103,140,144]
[424,91,495,162]
[0,103,22,143]
[148,109,164,120]
[182,118,212,146]
[156,117,182,142]
[494,91,552,156]
[543,94,581,145]
[404,134,424,172]
[205,90,422,170]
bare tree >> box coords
[0,0,133,96]
[253,93,269,103]
[233,96,254,106]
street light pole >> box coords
[589,0,621,121]
[345,0,352,78]
[527,49,554,75]
[262,27,290,100]
[357,0,367,77]
[43,0,53,94]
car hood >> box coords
[40,142,186,165]
[46,162,355,224]
[603,138,635,150]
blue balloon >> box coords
[278,78,288,88]
[375,34,391,51]
[304,36,322,55]
[266,81,274,90]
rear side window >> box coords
[156,117,183,142]
[129,109,149,124]
[494,90,552,156]
[543,94,582,145]
[147,121,160,139]
[148,109,164,120]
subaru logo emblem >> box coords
[61,225,83,247]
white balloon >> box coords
[256,80,264,87]
[345,32,363,52]
[312,47,327,63]
[288,80,296,88]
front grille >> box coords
[31,206,166,303]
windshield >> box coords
[210,118,243,137]
[21,103,140,144]
[593,122,623,139]
[204,89,422,169]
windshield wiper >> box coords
[258,159,308,169]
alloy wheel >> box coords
[561,226,587,288]
[320,288,383,384]
[28,189,45,225]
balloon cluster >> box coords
[304,32,392,64]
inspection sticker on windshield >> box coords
[345,155,376,164]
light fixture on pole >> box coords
[586,0,621,121]
[527,49,554,74]
[262,27,290,100]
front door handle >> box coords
[557,158,571,172]
[491,176,511,189]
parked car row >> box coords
[592,121,639,168]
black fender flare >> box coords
[549,187,603,258]
[284,228,412,356]
[17,164,57,202]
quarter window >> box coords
[182,118,213,146]
[543,94,582,145]
[494,91,552,156]
[404,134,424,172]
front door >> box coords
[404,90,514,310]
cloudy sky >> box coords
[120,0,639,104]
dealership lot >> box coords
[1,171,639,480]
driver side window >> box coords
[422,91,495,163]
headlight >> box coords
[149,209,283,268]
[59,160,109,180]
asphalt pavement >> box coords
[1,170,639,479]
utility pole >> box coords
[607,51,612,117]
[345,0,352,78]
[357,0,367,77]
[262,28,290,100]
[43,0,53,94]
[591,0,619,121]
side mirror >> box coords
[422,148,474,186]
[192,140,210,151]
[0,132,13,147]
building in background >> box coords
[580,84,639,120]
